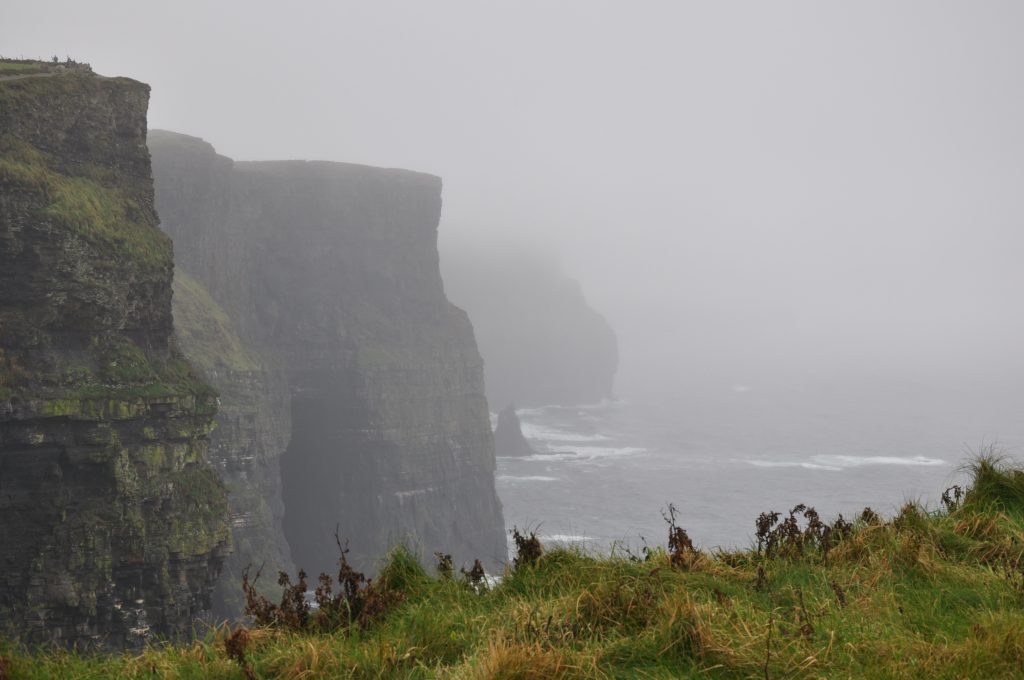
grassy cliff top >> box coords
[0,58,92,76]
[3,453,1024,678]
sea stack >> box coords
[493,404,536,458]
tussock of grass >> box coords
[5,453,1024,678]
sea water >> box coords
[495,377,1024,555]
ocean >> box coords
[494,377,1024,555]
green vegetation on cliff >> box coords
[0,58,91,75]
[172,271,259,374]
[0,133,171,268]
[4,454,1024,678]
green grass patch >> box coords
[5,455,1024,678]
[0,62,46,74]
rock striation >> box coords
[149,131,507,581]
[0,70,229,649]
[442,248,618,407]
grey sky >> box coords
[4,1,1022,394]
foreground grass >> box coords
[5,455,1024,679]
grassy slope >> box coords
[172,270,259,374]
[3,455,1024,679]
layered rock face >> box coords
[0,71,229,649]
[150,131,506,579]
[442,250,618,407]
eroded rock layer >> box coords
[150,131,506,580]
[0,71,228,649]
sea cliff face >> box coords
[171,271,293,617]
[149,131,507,579]
[442,249,618,408]
[0,70,229,649]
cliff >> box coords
[171,271,293,617]
[148,131,507,580]
[441,248,618,407]
[0,68,229,649]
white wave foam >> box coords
[519,421,611,443]
[516,398,623,416]
[744,454,947,471]
[573,398,625,410]
[813,455,947,468]
[542,534,595,543]
[496,475,559,483]
[525,446,646,462]
[745,460,843,472]
[514,405,556,417]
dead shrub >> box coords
[942,485,965,513]
[663,503,698,569]
[242,533,402,633]
[241,566,309,629]
[313,536,403,630]
[755,504,853,560]
[512,527,544,569]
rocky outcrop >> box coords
[149,131,507,579]
[0,70,228,649]
[493,404,535,458]
[441,249,618,407]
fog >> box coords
[7,1,1023,400]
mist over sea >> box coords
[495,374,1024,555]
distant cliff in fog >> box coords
[441,247,617,408]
